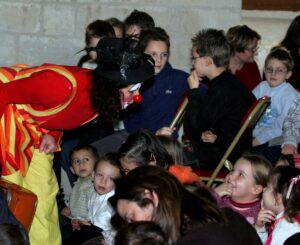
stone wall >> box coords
[0,0,241,72]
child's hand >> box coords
[252,138,260,147]
[214,182,233,197]
[79,220,91,226]
[71,219,81,230]
[155,127,176,136]
[282,144,298,155]
[201,130,217,143]
[188,70,201,89]
[71,218,91,230]
[61,207,71,217]
[255,208,276,230]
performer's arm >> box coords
[0,70,72,117]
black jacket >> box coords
[184,71,256,169]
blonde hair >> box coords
[241,153,272,195]
[265,46,294,71]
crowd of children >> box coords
[1,8,300,245]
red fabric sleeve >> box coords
[0,70,72,117]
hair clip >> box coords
[286,175,300,199]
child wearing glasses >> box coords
[183,29,256,170]
[252,47,298,148]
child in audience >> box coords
[255,166,300,244]
[252,47,298,147]
[183,28,256,169]
[214,154,272,225]
[61,145,98,221]
[123,9,155,39]
[70,152,121,245]
[77,19,115,68]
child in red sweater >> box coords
[214,154,272,225]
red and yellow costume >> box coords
[0,64,97,245]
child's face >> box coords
[92,160,120,195]
[88,37,101,60]
[264,58,292,87]
[70,149,96,178]
[226,158,262,202]
[125,25,141,40]
[191,47,206,77]
[262,182,283,214]
[144,40,169,74]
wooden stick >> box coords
[169,97,188,128]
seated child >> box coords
[252,47,298,147]
[71,152,121,245]
[255,166,300,244]
[60,145,98,244]
[214,154,272,225]
[61,145,98,220]
[184,28,255,169]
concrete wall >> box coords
[0,0,241,72]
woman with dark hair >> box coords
[109,165,262,245]
[118,129,200,184]
[0,37,154,245]
[280,15,300,88]
[118,129,173,174]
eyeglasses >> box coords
[191,55,205,60]
[264,67,288,75]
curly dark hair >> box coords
[89,73,121,123]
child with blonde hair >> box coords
[255,166,300,244]
[68,152,121,245]
[214,154,272,225]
